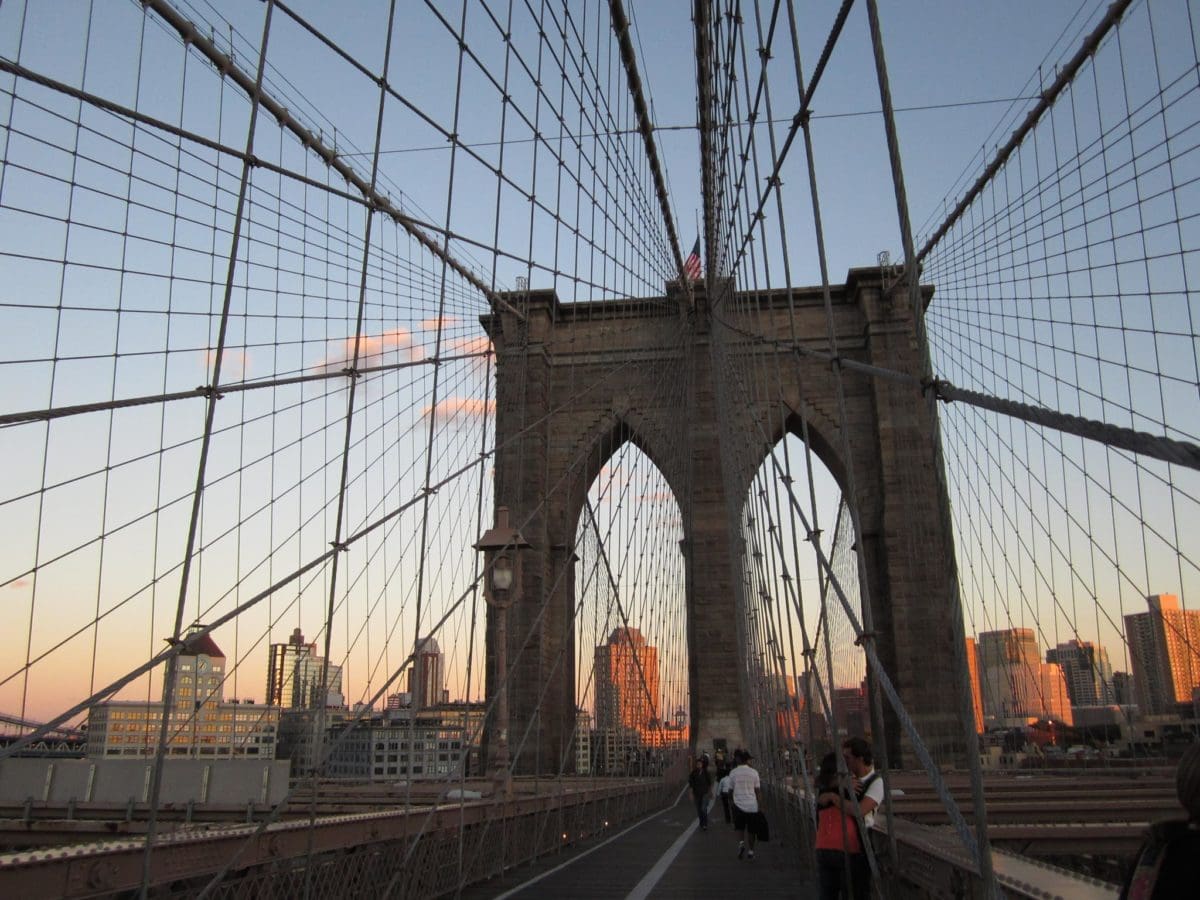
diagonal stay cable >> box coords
[608,0,692,301]
[708,307,1200,471]
[140,0,523,322]
[916,0,1135,264]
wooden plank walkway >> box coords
[460,792,814,898]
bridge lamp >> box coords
[474,507,531,800]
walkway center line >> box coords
[624,796,712,900]
[492,785,689,900]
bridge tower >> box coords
[483,265,968,771]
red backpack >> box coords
[816,804,861,854]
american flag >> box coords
[683,237,701,281]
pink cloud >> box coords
[7,578,29,589]
[420,316,461,332]
[421,397,495,422]
[201,348,251,380]
[315,329,416,373]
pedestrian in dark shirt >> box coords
[1122,742,1200,898]
[689,755,713,831]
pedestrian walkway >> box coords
[460,791,814,898]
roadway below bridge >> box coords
[884,768,1178,877]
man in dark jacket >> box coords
[689,756,714,831]
[1121,743,1200,898]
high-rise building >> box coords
[87,627,279,759]
[965,637,984,734]
[1124,593,1200,715]
[575,708,593,775]
[266,627,344,709]
[1038,663,1073,724]
[978,628,1073,727]
[979,629,1040,726]
[594,627,660,741]
[1112,671,1135,707]
[408,637,446,709]
[1046,639,1114,708]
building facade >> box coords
[408,637,447,709]
[1125,593,1200,715]
[965,637,984,734]
[266,627,344,709]
[978,628,1073,727]
[1046,639,1115,708]
[87,629,279,759]
[324,703,484,781]
[575,708,592,775]
[594,627,660,742]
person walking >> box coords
[689,755,713,831]
[729,749,764,860]
[718,758,735,827]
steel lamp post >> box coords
[475,506,531,799]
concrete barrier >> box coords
[0,758,290,806]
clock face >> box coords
[197,658,209,672]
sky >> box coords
[0,0,1194,733]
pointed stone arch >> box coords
[482,270,968,772]
[561,407,689,539]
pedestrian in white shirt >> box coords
[728,748,764,859]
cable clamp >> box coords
[199,384,224,400]
[342,367,360,379]
[854,630,876,648]
[330,540,349,552]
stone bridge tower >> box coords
[481,266,968,773]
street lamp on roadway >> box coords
[474,506,531,799]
